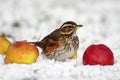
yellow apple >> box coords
[0,36,11,55]
[5,40,39,64]
[69,52,78,59]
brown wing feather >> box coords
[39,29,62,49]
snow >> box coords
[0,0,120,80]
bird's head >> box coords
[59,21,83,36]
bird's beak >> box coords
[78,25,83,27]
[76,25,83,29]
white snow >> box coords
[0,0,120,80]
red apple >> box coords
[83,44,114,65]
[0,36,11,55]
[5,40,39,64]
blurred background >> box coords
[0,0,120,80]
[0,0,120,56]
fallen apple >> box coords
[0,36,11,55]
[69,52,77,59]
[82,44,114,65]
[5,40,39,64]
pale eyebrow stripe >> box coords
[63,24,73,27]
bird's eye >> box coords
[67,26,72,28]
[67,26,73,29]
[61,26,73,32]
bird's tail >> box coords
[30,42,40,47]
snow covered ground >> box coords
[0,0,120,80]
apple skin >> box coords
[69,52,77,59]
[5,40,39,64]
[83,44,114,65]
[0,36,11,55]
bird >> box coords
[31,21,83,61]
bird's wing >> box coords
[39,29,62,49]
